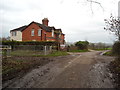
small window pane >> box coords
[12,31,17,36]
[38,29,41,36]
[31,29,34,36]
[14,31,16,36]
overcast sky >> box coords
[0,0,119,43]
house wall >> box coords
[10,22,65,43]
[60,34,65,44]
[22,23,45,41]
[22,23,56,41]
[46,32,56,41]
[10,31,22,41]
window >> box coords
[12,31,17,36]
[59,33,61,38]
[52,30,54,37]
[31,29,34,36]
[38,29,42,36]
[32,40,36,41]
[11,32,13,36]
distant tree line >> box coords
[89,42,112,50]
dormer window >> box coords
[31,29,34,36]
[52,30,54,37]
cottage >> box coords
[10,18,65,44]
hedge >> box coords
[1,41,58,46]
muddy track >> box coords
[3,51,115,88]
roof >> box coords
[34,22,52,32]
[10,25,27,32]
[10,21,63,34]
[55,29,62,32]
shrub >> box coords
[2,41,58,46]
[75,41,89,50]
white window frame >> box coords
[38,29,42,36]
[31,29,34,36]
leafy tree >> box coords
[75,41,89,50]
[104,15,120,41]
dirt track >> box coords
[3,50,115,88]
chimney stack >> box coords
[42,18,49,26]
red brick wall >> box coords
[22,23,57,41]
[22,23,46,41]
[22,22,65,43]
[46,32,52,37]
[60,34,65,44]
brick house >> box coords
[10,18,65,44]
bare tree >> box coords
[86,0,104,14]
[104,15,120,41]
[60,0,104,14]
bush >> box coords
[112,41,120,56]
[2,41,58,46]
[75,41,89,50]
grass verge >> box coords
[94,48,112,51]
[10,50,69,57]
[69,49,89,52]
[32,51,69,57]
[103,51,113,56]
[10,50,42,56]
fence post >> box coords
[3,49,7,60]
[44,46,47,55]
[7,47,11,57]
[50,46,52,52]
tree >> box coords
[60,0,104,14]
[104,15,120,41]
[112,41,120,56]
[75,41,89,50]
[0,36,10,41]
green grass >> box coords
[10,50,69,57]
[33,51,69,57]
[10,50,43,56]
[103,51,113,56]
[94,48,112,51]
[69,49,89,52]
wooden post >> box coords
[50,46,52,52]
[3,49,7,60]
[44,46,47,55]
